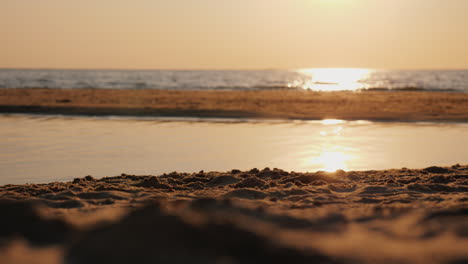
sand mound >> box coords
[0,165,467,263]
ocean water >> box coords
[0,68,467,92]
[1,114,467,185]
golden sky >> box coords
[2,0,468,69]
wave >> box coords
[0,84,464,92]
[0,69,467,93]
[364,87,459,92]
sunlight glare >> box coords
[321,119,345,125]
[305,144,355,172]
[313,150,351,172]
[291,68,371,91]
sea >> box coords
[1,68,467,184]
[0,68,467,92]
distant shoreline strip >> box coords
[0,88,467,122]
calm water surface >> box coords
[0,115,467,185]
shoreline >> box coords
[1,88,468,122]
[0,165,467,264]
[5,112,468,125]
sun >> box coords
[313,0,356,9]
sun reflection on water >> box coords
[321,119,345,125]
[305,119,355,172]
[290,68,371,91]
[312,150,352,172]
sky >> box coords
[1,0,468,70]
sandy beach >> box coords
[1,88,468,122]
[4,0,468,263]
[0,166,467,264]
[1,89,467,264]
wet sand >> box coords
[1,88,468,122]
[0,166,467,264]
